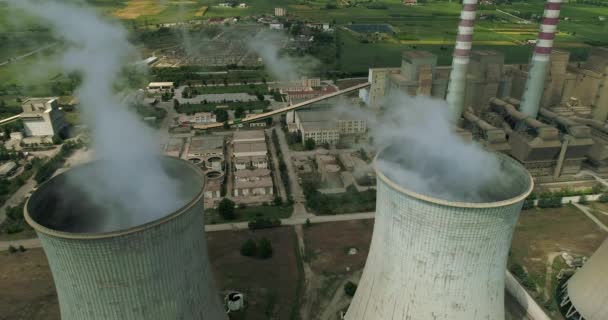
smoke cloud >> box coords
[247,30,319,81]
[10,0,187,230]
[336,93,518,203]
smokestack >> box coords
[446,0,479,123]
[520,0,564,118]
[345,148,533,320]
[24,158,227,320]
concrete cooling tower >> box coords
[560,239,608,320]
[24,157,227,320]
[345,148,533,320]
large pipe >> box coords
[520,0,564,118]
[446,0,479,122]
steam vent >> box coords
[345,148,533,320]
[24,158,227,320]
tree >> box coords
[234,106,245,119]
[223,121,230,130]
[218,198,236,220]
[344,281,357,297]
[214,109,229,122]
[273,196,283,206]
[173,99,180,110]
[257,238,273,259]
[240,239,257,257]
[304,138,316,150]
[579,195,589,205]
[305,218,312,228]
[0,100,6,108]
[599,193,608,203]
[256,93,265,101]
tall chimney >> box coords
[520,0,564,118]
[446,0,479,123]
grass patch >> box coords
[205,204,293,224]
[197,84,268,95]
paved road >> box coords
[0,211,374,251]
[573,203,608,232]
[0,43,57,67]
[577,170,608,188]
[266,126,287,202]
[276,126,305,204]
[0,177,36,225]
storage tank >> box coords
[561,239,608,320]
[24,157,227,320]
[345,148,533,320]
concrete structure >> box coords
[560,239,608,320]
[294,108,366,145]
[274,7,286,16]
[520,0,564,118]
[233,130,268,170]
[446,0,479,121]
[0,161,17,177]
[465,50,505,114]
[146,82,174,93]
[24,158,227,320]
[233,169,274,197]
[187,136,225,170]
[345,150,533,320]
[233,130,265,143]
[177,112,217,125]
[20,97,67,137]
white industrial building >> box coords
[293,108,367,145]
[20,97,67,138]
[177,112,217,125]
[233,169,274,197]
[345,151,533,320]
[232,130,268,170]
[146,82,174,93]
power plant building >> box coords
[24,158,227,320]
[20,97,67,138]
[345,151,533,320]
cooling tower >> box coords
[345,149,533,320]
[446,0,479,122]
[520,0,564,118]
[24,157,227,320]
[561,239,608,320]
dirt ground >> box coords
[113,0,166,19]
[303,219,374,275]
[589,202,608,226]
[206,227,300,320]
[510,206,607,277]
[0,249,59,320]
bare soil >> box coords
[0,249,59,320]
[206,227,300,320]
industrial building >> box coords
[177,112,217,125]
[293,107,367,146]
[146,82,174,93]
[233,168,274,197]
[360,0,608,184]
[24,158,227,320]
[232,130,269,170]
[186,135,225,171]
[345,150,533,320]
[560,239,608,320]
[20,97,67,137]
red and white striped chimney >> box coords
[520,0,564,118]
[446,0,478,123]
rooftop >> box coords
[189,136,224,153]
[234,141,267,154]
[233,130,265,143]
[235,168,271,179]
[147,82,174,87]
[301,121,338,132]
[235,176,273,189]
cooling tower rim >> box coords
[373,152,533,208]
[24,157,204,240]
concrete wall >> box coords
[505,271,551,320]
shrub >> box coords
[18,245,26,252]
[578,195,589,205]
[8,245,17,253]
[599,193,608,203]
[218,198,236,220]
[522,200,535,210]
[305,218,312,228]
[537,197,562,208]
[344,281,357,297]
[257,238,273,259]
[248,217,281,230]
[240,239,257,257]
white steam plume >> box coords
[10,0,187,230]
[247,30,319,81]
[335,93,515,202]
